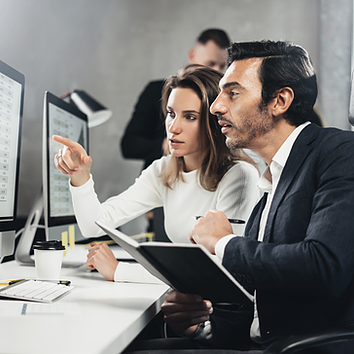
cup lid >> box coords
[33,240,65,250]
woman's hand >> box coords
[85,242,119,281]
[53,135,92,187]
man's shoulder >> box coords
[300,124,354,149]
[317,126,354,149]
[298,125,354,171]
[290,124,354,170]
[147,79,165,86]
[139,79,165,101]
[144,79,165,91]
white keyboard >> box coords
[0,279,74,303]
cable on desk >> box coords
[15,224,45,239]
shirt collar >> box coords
[258,121,311,194]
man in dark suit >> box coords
[161,41,354,353]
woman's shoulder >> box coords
[214,160,259,197]
[225,160,260,179]
[144,155,171,175]
[216,160,259,191]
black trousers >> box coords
[123,338,263,354]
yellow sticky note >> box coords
[61,231,68,257]
[69,225,75,249]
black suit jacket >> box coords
[222,124,354,351]
[120,80,166,170]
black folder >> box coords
[96,221,253,304]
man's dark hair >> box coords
[228,40,318,126]
[197,28,231,49]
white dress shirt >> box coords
[215,122,311,342]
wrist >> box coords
[110,261,119,281]
[187,322,205,339]
[70,171,90,187]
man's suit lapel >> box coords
[245,193,267,240]
[262,124,320,243]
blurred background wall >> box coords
[0,0,352,234]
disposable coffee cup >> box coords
[33,240,65,280]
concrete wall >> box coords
[0,0,351,234]
[319,0,353,129]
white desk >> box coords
[0,259,169,354]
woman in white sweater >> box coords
[54,64,260,282]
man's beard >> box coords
[225,103,273,151]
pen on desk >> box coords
[35,279,72,286]
[194,216,245,224]
[58,280,71,286]
[0,278,25,286]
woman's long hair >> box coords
[161,64,255,191]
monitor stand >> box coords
[14,191,86,267]
[14,192,43,265]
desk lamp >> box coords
[15,90,112,265]
[60,90,112,128]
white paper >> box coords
[0,301,80,316]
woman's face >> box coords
[165,87,203,171]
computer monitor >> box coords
[0,60,24,258]
[15,91,88,265]
[43,91,88,242]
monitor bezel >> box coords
[0,60,24,232]
[43,91,88,230]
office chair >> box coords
[262,327,354,353]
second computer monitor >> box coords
[43,91,88,242]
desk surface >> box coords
[0,257,169,354]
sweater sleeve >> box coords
[70,158,167,238]
[70,176,102,237]
[215,161,260,236]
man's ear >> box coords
[188,49,195,64]
[270,87,294,117]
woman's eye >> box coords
[167,111,175,118]
[186,115,197,121]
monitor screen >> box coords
[43,91,88,240]
[0,60,24,232]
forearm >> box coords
[70,160,165,238]
[70,175,104,237]
[222,233,354,297]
